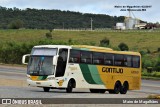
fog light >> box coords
[27,75,31,80]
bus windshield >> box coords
[27,56,55,76]
[27,48,57,76]
[31,48,57,56]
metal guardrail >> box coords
[54,28,160,32]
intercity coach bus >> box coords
[22,45,141,94]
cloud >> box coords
[0,0,13,4]
[1,0,159,22]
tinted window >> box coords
[69,49,80,63]
[124,55,132,67]
[114,54,124,66]
[59,49,68,62]
[56,49,68,77]
[31,48,57,56]
[93,52,104,65]
[104,53,113,65]
[132,56,140,68]
[80,51,92,64]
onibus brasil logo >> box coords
[1,99,42,104]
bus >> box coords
[22,45,141,94]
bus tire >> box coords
[108,81,121,94]
[43,87,50,92]
[120,81,128,94]
[66,80,73,93]
[113,81,121,94]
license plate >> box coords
[36,82,41,84]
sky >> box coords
[0,0,159,23]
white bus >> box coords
[22,45,141,94]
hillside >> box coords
[0,6,125,29]
[0,29,160,70]
[0,29,160,52]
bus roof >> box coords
[33,45,72,49]
[112,51,141,56]
[72,45,113,51]
[72,45,140,56]
[33,45,140,56]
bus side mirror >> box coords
[22,54,30,64]
[53,55,59,65]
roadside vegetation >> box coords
[0,29,160,79]
[142,70,160,80]
[148,95,160,99]
[1,29,160,51]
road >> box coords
[0,65,160,98]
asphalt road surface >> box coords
[0,65,160,98]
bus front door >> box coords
[55,49,68,77]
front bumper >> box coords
[27,79,54,87]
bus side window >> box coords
[114,54,123,66]
[132,56,140,68]
[93,52,104,65]
[124,55,132,67]
[80,51,92,64]
[69,49,80,63]
[104,53,113,65]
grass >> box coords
[142,76,160,80]
[0,29,160,52]
[142,70,160,80]
[0,63,26,68]
[0,29,47,44]
[0,29,160,63]
[142,71,160,77]
[148,95,160,99]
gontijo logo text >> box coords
[102,67,123,74]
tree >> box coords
[8,19,24,29]
[118,42,129,51]
[155,56,160,71]
[0,6,125,29]
[139,50,147,56]
[99,37,110,47]
[45,32,52,39]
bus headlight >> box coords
[27,75,31,80]
[47,77,55,80]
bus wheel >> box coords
[120,82,128,94]
[66,80,73,93]
[113,81,121,94]
[109,81,121,94]
[43,87,50,92]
